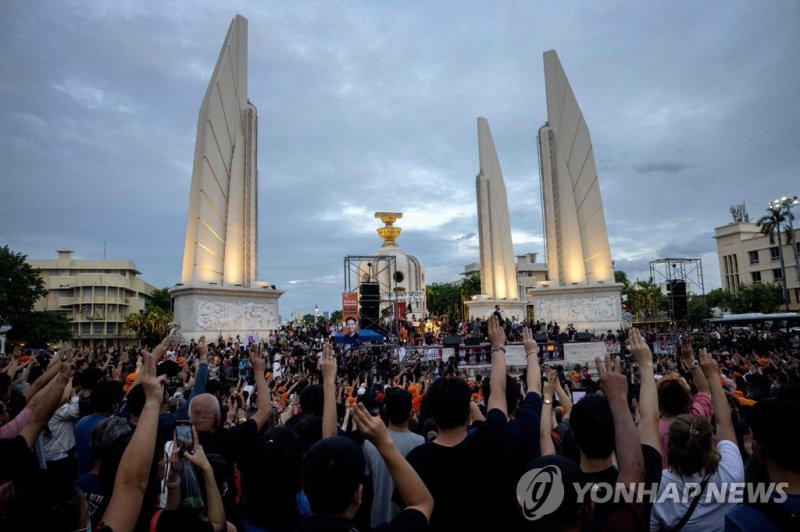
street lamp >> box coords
[768,195,800,310]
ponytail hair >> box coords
[667,414,720,476]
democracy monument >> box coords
[171,15,282,341]
[466,118,527,322]
[167,15,620,338]
[468,50,623,334]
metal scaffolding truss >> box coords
[649,258,706,325]
[343,255,401,334]
[343,255,397,295]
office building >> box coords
[28,250,156,345]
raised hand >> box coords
[183,427,212,471]
[140,348,166,405]
[522,326,538,356]
[628,327,653,367]
[542,366,557,398]
[168,437,183,480]
[197,336,208,360]
[350,402,392,449]
[595,353,627,400]
[321,342,337,385]
[152,337,170,361]
[698,347,719,378]
[680,335,695,366]
[252,345,266,373]
[488,315,506,348]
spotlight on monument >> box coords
[527,50,624,335]
[170,15,283,342]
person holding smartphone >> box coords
[163,424,228,531]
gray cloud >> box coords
[1,1,798,315]
[635,161,696,174]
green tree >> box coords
[727,283,784,314]
[147,288,172,311]
[614,270,631,288]
[706,288,732,312]
[0,246,48,328]
[330,310,343,323]
[425,282,461,320]
[425,275,482,322]
[756,206,793,311]
[462,274,482,298]
[623,278,665,321]
[7,310,73,347]
[302,313,316,324]
[686,295,711,327]
[124,307,173,346]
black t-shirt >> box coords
[301,508,427,532]
[197,418,258,465]
[0,435,38,483]
[406,409,511,532]
[579,444,662,521]
[580,444,662,486]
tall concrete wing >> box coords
[538,50,614,286]
[172,15,281,342]
[476,117,519,299]
[180,15,258,287]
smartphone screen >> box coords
[175,422,194,452]
[572,390,587,403]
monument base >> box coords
[465,298,526,322]
[528,284,624,335]
[170,284,283,343]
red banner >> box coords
[342,292,359,324]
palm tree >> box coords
[756,206,793,311]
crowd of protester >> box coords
[0,314,798,531]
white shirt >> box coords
[43,395,81,461]
[650,440,744,532]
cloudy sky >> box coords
[2,1,798,318]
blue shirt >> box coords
[74,414,106,476]
[725,495,800,531]
[76,472,106,525]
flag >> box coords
[80,305,90,313]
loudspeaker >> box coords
[465,337,481,346]
[443,336,461,348]
[667,280,688,322]
[359,283,380,301]
[534,332,549,342]
[558,333,570,343]
[575,332,592,342]
[359,283,380,330]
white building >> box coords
[27,250,156,346]
[714,222,800,310]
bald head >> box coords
[189,393,221,431]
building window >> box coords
[773,268,783,280]
[748,250,759,264]
[751,271,761,283]
[770,247,780,261]
[54,289,72,298]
